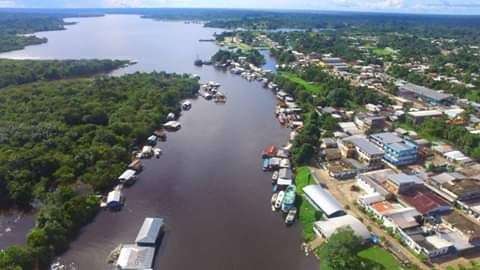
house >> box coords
[400,186,451,216]
[384,173,423,194]
[407,110,443,125]
[440,178,480,202]
[303,185,345,218]
[444,150,473,165]
[338,122,362,136]
[116,244,155,270]
[340,136,384,165]
[443,211,480,245]
[119,169,137,186]
[135,217,165,246]
[313,215,371,240]
[354,114,386,132]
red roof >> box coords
[400,186,450,215]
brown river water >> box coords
[0,14,318,270]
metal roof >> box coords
[400,83,453,102]
[119,169,136,181]
[370,132,403,145]
[388,173,423,186]
[314,215,370,240]
[303,185,345,217]
[107,190,122,203]
[135,217,165,246]
[116,244,155,270]
[346,136,384,156]
[407,110,443,117]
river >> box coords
[0,14,318,270]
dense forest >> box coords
[0,59,129,89]
[0,70,199,269]
[0,13,68,52]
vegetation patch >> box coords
[358,246,404,270]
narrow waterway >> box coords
[0,15,318,270]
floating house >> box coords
[107,190,123,210]
[135,217,165,246]
[116,244,155,270]
[119,169,137,186]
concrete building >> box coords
[339,136,384,165]
[370,132,418,166]
[384,173,423,194]
[407,110,443,125]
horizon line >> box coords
[1,7,480,17]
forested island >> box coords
[0,59,199,268]
[0,59,129,88]
[0,13,68,53]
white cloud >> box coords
[0,0,15,7]
[331,0,404,9]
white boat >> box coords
[153,148,162,158]
[272,171,279,181]
[163,121,181,130]
[167,112,176,120]
[271,193,278,212]
[274,191,285,210]
[140,146,153,159]
[182,101,192,110]
[285,207,298,225]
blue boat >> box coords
[262,158,271,171]
[281,185,296,213]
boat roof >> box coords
[135,217,165,245]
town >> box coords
[208,27,480,269]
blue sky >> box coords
[1,0,480,14]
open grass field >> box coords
[279,71,324,94]
[358,246,405,270]
[295,167,321,241]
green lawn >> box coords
[280,71,323,94]
[295,167,322,241]
[358,246,404,270]
[373,47,397,57]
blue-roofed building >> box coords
[370,132,418,166]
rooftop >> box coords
[400,186,450,215]
[303,185,345,217]
[388,173,423,186]
[314,215,371,240]
[116,244,155,270]
[407,110,443,118]
[370,132,403,145]
[345,136,384,156]
[400,83,453,102]
[443,211,480,239]
[135,217,165,245]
